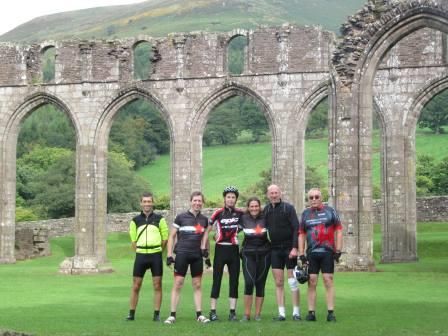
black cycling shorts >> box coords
[308,251,334,274]
[271,247,296,270]
[133,252,163,278]
[174,252,203,278]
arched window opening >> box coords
[108,98,170,211]
[42,47,56,83]
[16,104,76,221]
[304,97,329,201]
[227,36,247,75]
[203,95,271,205]
[416,88,448,197]
[134,41,153,80]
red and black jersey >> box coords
[299,204,342,254]
[210,207,243,245]
[173,210,208,254]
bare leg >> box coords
[272,269,285,308]
[308,274,318,311]
[287,268,300,308]
[322,273,335,310]
[254,296,264,317]
[192,276,203,312]
[170,276,185,312]
[244,295,253,318]
[210,298,217,310]
[129,277,143,310]
[152,276,162,310]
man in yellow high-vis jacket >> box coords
[125,192,169,322]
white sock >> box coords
[278,306,285,317]
[293,306,300,316]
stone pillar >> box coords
[172,133,193,214]
[0,125,18,264]
[381,129,417,263]
[333,86,375,271]
[59,144,112,274]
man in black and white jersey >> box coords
[164,191,211,324]
[264,184,301,321]
[208,186,244,322]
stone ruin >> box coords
[0,0,447,272]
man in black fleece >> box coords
[263,184,301,321]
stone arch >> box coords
[95,86,175,197]
[333,1,448,268]
[188,81,276,194]
[0,92,79,263]
[96,86,174,144]
[405,74,448,131]
[290,80,330,211]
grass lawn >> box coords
[137,130,448,202]
[1,223,447,336]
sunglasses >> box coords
[309,195,320,200]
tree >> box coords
[306,97,328,138]
[109,99,169,169]
[432,156,448,194]
[17,105,75,157]
[418,89,448,134]
[107,151,150,212]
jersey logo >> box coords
[194,223,204,234]
[254,224,263,235]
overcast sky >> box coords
[0,0,144,35]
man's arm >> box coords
[129,220,137,251]
[159,217,169,250]
[335,228,343,253]
[289,205,300,258]
[166,227,178,258]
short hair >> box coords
[307,188,321,197]
[190,191,205,202]
[140,192,154,201]
[245,196,261,213]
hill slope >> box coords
[1,0,366,42]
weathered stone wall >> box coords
[14,227,50,260]
[372,196,448,224]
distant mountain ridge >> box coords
[0,0,366,43]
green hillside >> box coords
[0,0,366,42]
[137,130,448,202]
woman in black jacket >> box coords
[239,197,271,321]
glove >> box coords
[166,256,174,266]
[205,258,212,268]
[201,249,209,259]
[334,251,342,263]
[299,255,308,264]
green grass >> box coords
[138,130,448,201]
[1,223,447,336]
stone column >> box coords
[333,85,375,271]
[0,120,18,264]
[59,143,112,274]
[381,128,417,262]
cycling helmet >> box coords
[223,186,239,198]
[294,264,309,284]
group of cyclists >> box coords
[125,184,343,324]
